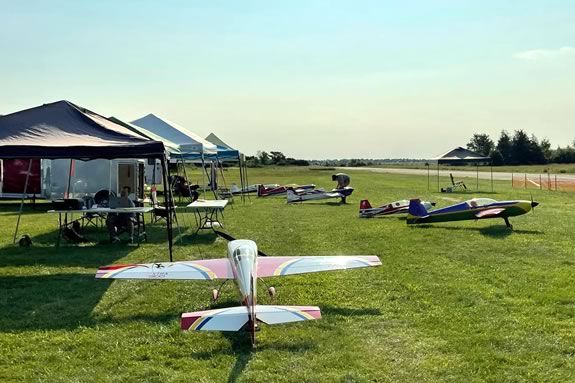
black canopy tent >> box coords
[430,147,493,192]
[0,100,175,260]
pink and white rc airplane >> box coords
[96,238,381,347]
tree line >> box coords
[467,131,575,165]
[245,151,310,167]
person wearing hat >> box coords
[332,173,350,189]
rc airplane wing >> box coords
[257,255,381,277]
[96,259,234,280]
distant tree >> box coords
[496,131,513,165]
[270,151,286,165]
[490,150,504,165]
[467,133,494,156]
[528,135,547,164]
[540,138,552,161]
[257,151,270,165]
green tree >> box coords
[257,151,270,165]
[490,150,504,165]
[270,151,286,164]
[496,130,513,164]
[467,133,494,156]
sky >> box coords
[0,0,573,159]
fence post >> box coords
[548,172,551,191]
[524,174,527,189]
[539,174,542,190]
[511,172,514,188]
[555,175,557,191]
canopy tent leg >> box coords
[476,164,479,190]
[243,155,250,202]
[491,163,494,192]
[13,159,33,244]
[437,162,440,192]
[160,156,174,262]
[65,159,74,198]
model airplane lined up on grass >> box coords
[96,233,380,347]
[359,199,435,218]
[287,187,354,204]
[257,183,315,197]
[230,183,280,195]
[407,197,539,229]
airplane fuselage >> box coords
[227,240,258,306]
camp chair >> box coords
[150,193,179,227]
[442,173,467,192]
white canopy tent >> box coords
[130,113,217,156]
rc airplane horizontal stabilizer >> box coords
[181,305,321,331]
[407,197,539,229]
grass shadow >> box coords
[0,273,109,332]
[411,224,544,238]
[321,306,382,317]
[191,331,315,383]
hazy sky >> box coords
[1,1,573,159]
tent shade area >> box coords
[0,100,175,260]
[430,147,493,192]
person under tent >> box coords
[332,173,350,189]
[106,186,135,244]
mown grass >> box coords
[1,167,574,382]
[368,162,575,174]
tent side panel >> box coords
[1,159,41,194]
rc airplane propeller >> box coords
[95,233,381,347]
[406,197,539,229]
[359,199,435,218]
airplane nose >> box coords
[531,201,539,208]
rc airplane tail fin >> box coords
[407,199,429,219]
[359,199,372,209]
[181,305,321,331]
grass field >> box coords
[365,163,575,174]
[1,167,574,382]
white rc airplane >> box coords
[96,235,380,347]
[286,187,354,204]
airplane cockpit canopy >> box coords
[467,198,497,208]
[232,246,257,263]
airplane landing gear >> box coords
[212,280,228,302]
[504,217,513,230]
[268,286,276,298]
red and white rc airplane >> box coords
[95,234,380,347]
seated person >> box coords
[107,186,135,243]
[332,173,350,189]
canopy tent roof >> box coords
[0,101,165,160]
[130,113,216,156]
[108,116,181,156]
[205,132,240,160]
[432,147,491,163]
